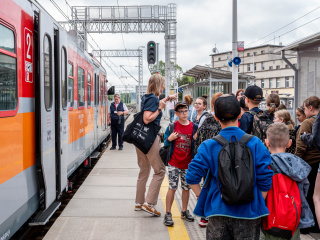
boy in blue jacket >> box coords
[186,94,273,240]
[263,123,314,240]
[163,101,198,226]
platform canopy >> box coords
[274,31,320,52]
[183,65,255,82]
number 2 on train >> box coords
[25,28,33,83]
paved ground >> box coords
[43,115,319,240]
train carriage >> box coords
[0,1,113,239]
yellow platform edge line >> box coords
[159,176,190,240]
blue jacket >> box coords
[164,121,198,160]
[270,153,315,229]
[186,127,273,219]
[239,107,261,134]
[301,111,320,152]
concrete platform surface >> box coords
[43,115,319,240]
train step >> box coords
[90,151,100,159]
[29,201,61,226]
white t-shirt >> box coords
[108,102,128,113]
[167,101,175,110]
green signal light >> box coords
[149,43,154,47]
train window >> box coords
[43,35,52,111]
[100,77,103,105]
[77,67,85,108]
[61,47,67,110]
[0,53,17,111]
[87,74,91,107]
[94,74,99,106]
[67,62,74,109]
[0,24,15,53]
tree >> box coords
[150,60,183,80]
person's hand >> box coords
[159,100,166,110]
[169,93,178,101]
[168,132,179,142]
[107,119,111,125]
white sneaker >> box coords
[134,203,142,211]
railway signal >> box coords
[147,41,156,64]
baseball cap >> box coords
[174,101,189,111]
[214,94,241,121]
[244,85,263,101]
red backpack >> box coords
[262,165,301,239]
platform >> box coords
[43,115,319,240]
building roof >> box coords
[210,44,283,56]
[274,32,320,53]
[183,65,255,81]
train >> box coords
[0,0,115,239]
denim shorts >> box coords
[167,164,190,190]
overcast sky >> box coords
[38,0,320,89]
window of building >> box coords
[254,63,257,71]
[276,78,280,88]
[218,57,221,61]
[77,67,85,108]
[269,66,273,70]
[276,65,280,70]
[261,50,265,54]
[269,78,273,88]
[68,62,74,109]
[61,47,67,110]
[44,35,52,111]
[285,77,289,87]
[253,52,257,56]
[247,64,250,72]
[261,62,265,70]
[285,64,289,69]
[253,80,256,85]
[87,73,91,107]
[261,79,265,88]
[0,24,17,114]
[247,53,250,57]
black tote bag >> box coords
[123,96,161,154]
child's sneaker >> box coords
[142,203,161,217]
[164,212,174,226]
[181,210,194,222]
[134,203,142,211]
[199,218,208,227]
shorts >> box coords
[167,164,191,190]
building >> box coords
[275,32,320,110]
[211,45,297,98]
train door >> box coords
[38,10,57,209]
[101,75,106,131]
[94,73,99,143]
[53,26,68,197]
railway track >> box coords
[11,108,135,240]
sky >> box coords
[38,0,320,90]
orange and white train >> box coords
[0,1,113,238]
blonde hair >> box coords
[275,110,295,130]
[146,74,165,97]
[267,123,290,149]
[184,95,193,105]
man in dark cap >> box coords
[239,85,263,134]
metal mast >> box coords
[59,4,177,108]
[232,0,238,94]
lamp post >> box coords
[232,0,239,94]
[137,46,145,111]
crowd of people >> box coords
[131,73,320,240]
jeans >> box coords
[169,109,175,123]
[206,216,261,240]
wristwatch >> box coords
[158,108,162,112]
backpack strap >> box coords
[169,122,175,134]
[213,135,229,146]
[239,133,254,145]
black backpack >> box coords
[159,123,175,166]
[211,134,255,205]
[194,114,221,154]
